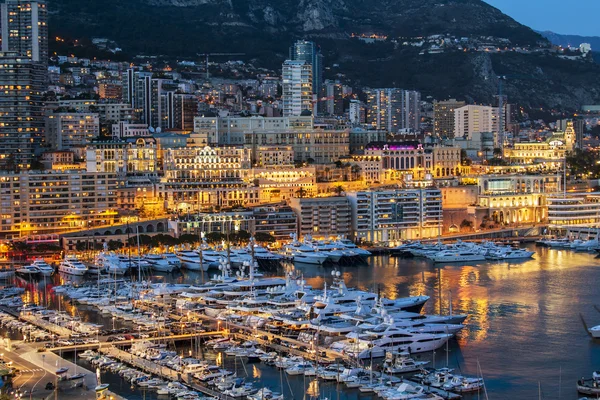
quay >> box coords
[98,346,236,400]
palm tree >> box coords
[295,187,308,198]
[333,185,345,196]
[351,165,362,181]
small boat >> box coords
[95,383,109,392]
[16,265,40,276]
[589,325,600,338]
[67,372,86,380]
[56,367,69,375]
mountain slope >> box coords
[47,0,600,110]
[539,30,600,50]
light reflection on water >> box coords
[12,245,600,399]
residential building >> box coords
[432,146,462,178]
[45,113,99,150]
[347,188,443,242]
[289,40,323,95]
[433,99,465,138]
[0,170,119,238]
[255,146,294,167]
[112,121,149,139]
[98,82,122,100]
[349,127,387,154]
[366,88,421,133]
[348,99,365,124]
[0,51,46,169]
[547,194,600,227]
[289,196,352,238]
[0,0,48,64]
[454,104,499,139]
[253,204,297,241]
[320,80,344,116]
[281,60,312,116]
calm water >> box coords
[13,245,600,400]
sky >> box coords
[484,0,600,37]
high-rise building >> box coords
[454,105,499,140]
[289,40,323,95]
[0,0,48,64]
[320,80,344,116]
[366,88,421,133]
[45,112,99,150]
[433,99,465,138]
[281,60,312,117]
[169,93,198,131]
[0,51,45,169]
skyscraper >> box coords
[0,0,48,65]
[289,40,322,95]
[366,88,421,133]
[281,60,312,117]
[433,99,466,138]
[0,51,46,169]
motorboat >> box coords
[176,250,210,271]
[16,265,40,277]
[442,375,484,393]
[383,352,429,374]
[485,248,535,260]
[333,237,372,257]
[589,325,600,338]
[58,256,88,276]
[430,250,486,263]
[145,254,176,272]
[283,242,328,265]
[31,259,54,276]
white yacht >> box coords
[31,259,54,276]
[333,238,372,257]
[251,245,282,261]
[59,256,88,276]
[144,254,176,272]
[95,253,129,275]
[16,265,40,276]
[430,250,486,263]
[163,253,182,268]
[176,250,209,271]
[283,242,328,265]
[485,248,535,260]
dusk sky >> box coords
[484,0,599,37]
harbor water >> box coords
[12,244,600,400]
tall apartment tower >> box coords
[366,88,421,133]
[289,40,322,95]
[281,60,312,117]
[433,99,465,138]
[0,51,46,169]
[0,0,48,65]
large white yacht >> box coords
[30,259,55,276]
[144,254,176,272]
[59,256,88,276]
[333,237,372,257]
[430,250,486,263]
[176,250,209,271]
[283,242,328,265]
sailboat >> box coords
[67,347,86,381]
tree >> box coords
[107,240,124,251]
[493,148,503,158]
[295,187,308,198]
[179,234,198,244]
[254,232,276,243]
[128,234,153,247]
[205,232,225,244]
[333,185,345,196]
[232,230,251,244]
[306,158,315,165]
[151,234,179,247]
[351,165,361,181]
[460,219,474,232]
[460,149,472,166]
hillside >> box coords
[539,31,600,50]
[47,0,600,110]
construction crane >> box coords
[197,53,246,79]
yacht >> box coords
[176,250,209,271]
[144,254,176,272]
[251,245,283,261]
[430,250,486,263]
[333,238,372,257]
[485,248,535,260]
[16,265,40,277]
[283,242,328,265]
[31,259,55,276]
[383,352,429,374]
[163,253,182,268]
[59,256,88,276]
[588,324,600,338]
[95,253,129,275]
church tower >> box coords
[564,120,575,152]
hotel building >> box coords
[347,188,443,242]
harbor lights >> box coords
[112,316,116,331]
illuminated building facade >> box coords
[468,174,561,226]
[281,60,312,117]
[433,99,465,138]
[504,125,575,165]
[86,137,157,176]
[289,196,352,238]
[347,188,443,242]
[45,112,99,150]
[548,195,600,227]
[365,88,421,133]
[0,51,45,169]
[289,40,322,95]
[454,105,499,139]
[0,0,48,64]
[0,170,118,238]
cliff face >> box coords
[48,0,600,110]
